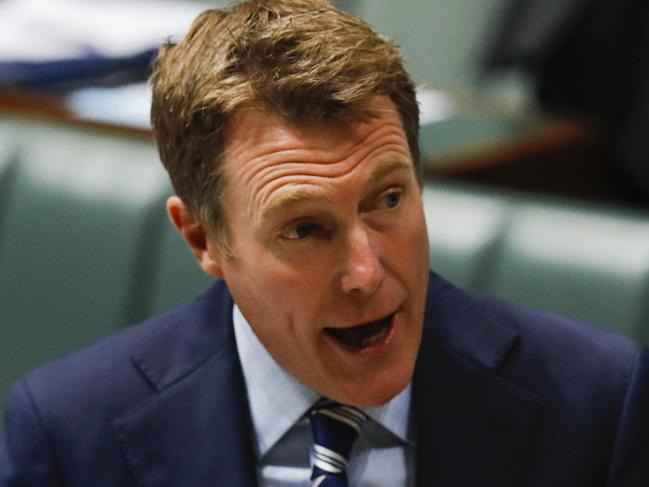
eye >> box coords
[380,188,403,209]
[281,221,320,240]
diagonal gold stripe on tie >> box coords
[318,409,363,432]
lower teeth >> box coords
[359,327,388,347]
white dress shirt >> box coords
[233,305,416,487]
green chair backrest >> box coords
[424,181,649,345]
[0,118,169,427]
[0,134,18,247]
[490,202,649,343]
[423,182,507,291]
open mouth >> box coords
[324,314,395,349]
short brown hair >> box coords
[151,0,420,248]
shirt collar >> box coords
[233,305,413,460]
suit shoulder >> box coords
[17,281,231,422]
[458,284,644,406]
[425,274,648,460]
[471,288,641,368]
[431,273,642,367]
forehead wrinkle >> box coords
[231,145,352,198]
[235,113,410,224]
[230,144,305,189]
[258,154,413,221]
[251,127,409,197]
[250,154,366,212]
[230,111,407,186]
[229,119,369,179]
[253,136,411,217]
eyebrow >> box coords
[367,158,412,185]
[264,188,317,217]
[263,158,413,218]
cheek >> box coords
[389,206,429,266]
[414,218,430,267]
[226,250,329,326]
[388,209,429,311]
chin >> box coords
[333,368,413,408]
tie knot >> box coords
[309,400,367,486]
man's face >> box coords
[213,96,429,406]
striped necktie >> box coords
[309,399,367,487]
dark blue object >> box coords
[0,48,157,92]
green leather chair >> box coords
[0,135,18,240]
[0,118,169,428]
[424,182,649,346]
[423,182,507,291]
[490,201,649,343]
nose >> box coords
[340,226,385,295]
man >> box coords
[1,1,648,485]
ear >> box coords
[166,196,225,279]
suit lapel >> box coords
[414,274,542,487]
[111,282,259,487]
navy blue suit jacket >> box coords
[1,273,648,486]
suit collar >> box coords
[128,281,235,392]
[112,281,259,487]
[413,273,541,486]
[423,273,520,371]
